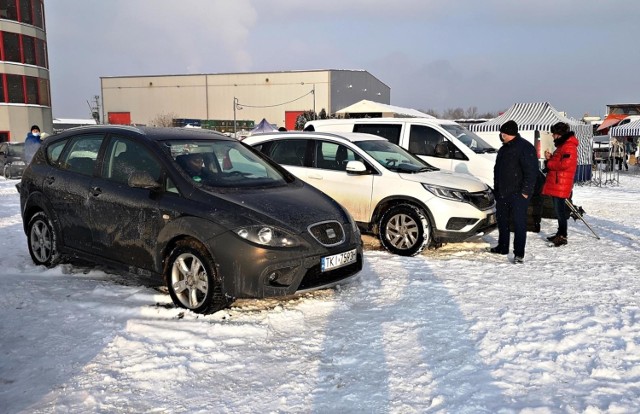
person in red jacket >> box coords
[542,122,578,247]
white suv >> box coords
[244,131,496,256]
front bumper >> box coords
[208,230,363,299]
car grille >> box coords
[466,190,495,210]
[307,220,345,247]
[297,253,363,291]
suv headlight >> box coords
[235,225,301,247]
[422,183,468,202]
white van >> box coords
[305,117,497,187]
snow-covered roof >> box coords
[336,99,434,119]
[53,118,97,125]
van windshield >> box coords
[441,124,496,153]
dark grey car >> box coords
[0,142,26,179]
[17,125,362,314]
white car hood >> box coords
[399,169,488,192]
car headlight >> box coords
[422,183,468,202]
[234,225,301,247]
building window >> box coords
[0,73,50,105]
[6,73,24,103]
[18,0,31,25]
[25,75,37,103]
[37,77,49,106]
[2,31,21,63]
[0,74,5,102]
[0,0,19,20]
[0,0,44,29]
[35,37,46,67]
[22,34,35,64]
[0,31,48,68]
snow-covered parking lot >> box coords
[1,174,640,413]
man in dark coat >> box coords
[489,120,539,264]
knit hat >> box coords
[31,125,40,132]
[499,120,518,136]
[550,122,569,136]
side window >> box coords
[353,124,402,145]
[268,140,308,166]
[60,134,104,175]
[102,136,162,185]
[46,139,69,165]
[315,141,359,171]
[408,125,451,158]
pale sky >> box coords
[46,1,640,120]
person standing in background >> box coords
[24,125,42,163]
[488,120,539,264]
[542,122,579,247]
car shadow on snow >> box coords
[310,249,508,412]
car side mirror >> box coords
[345,160,368,175]
[128,171,162,190]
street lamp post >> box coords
[233,97,238,136]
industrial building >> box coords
[0,0,51,143]
[100,70,390,132]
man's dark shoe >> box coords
[487,246,508,255]
[552,235,568,247]
[546,234,558,241]
[514,256,524,264]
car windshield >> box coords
[355,140,438,173]
[164,139,289,188]
[441,124,496,153]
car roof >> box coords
[49,125,235,143]
[306,117,459,126]
[246,131,387,144]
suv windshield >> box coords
[164,140,289,188]
[355,140,437,173]
[441,124,496,153]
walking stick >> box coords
[564,198,600,240]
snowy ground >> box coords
[1,171,640,414]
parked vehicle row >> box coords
[244,131,496,256]
[17,125,363,314]
[305,117,497,187]
[0,142,26,179]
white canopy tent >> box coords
[336,100,434,118]
[610,118,640,137]
[469,102,593,182]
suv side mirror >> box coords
[345,160,368,175]
[128,171,162,190]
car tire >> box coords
[3,165,10,179]
[27,211,61,267]
[164,239,231,314]
[378,204,431,256]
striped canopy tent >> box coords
[469,102,593,182]
[610,118,640,137]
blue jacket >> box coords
[24,132,42,163]
[493,134,539,199]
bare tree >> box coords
[150,112,178,127]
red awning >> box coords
[596,116,624,132]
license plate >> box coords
[487,213,496,225]
[321,248,357,272]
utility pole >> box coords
[87,95,101,124]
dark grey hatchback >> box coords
[17,125,362,314]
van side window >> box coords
[353,124,402,145]
[408,125,466,160]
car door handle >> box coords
[45,176,55,185]
[308,174,323,180]
[91,186,102,197]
